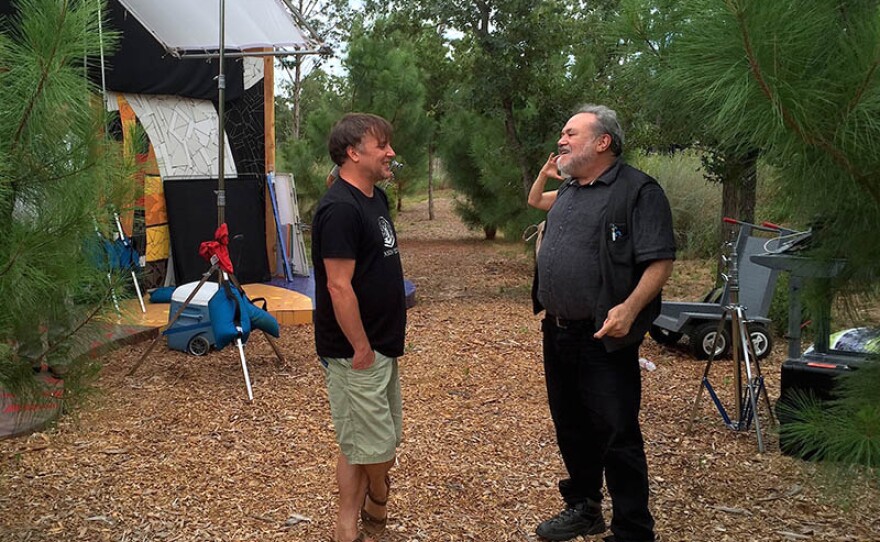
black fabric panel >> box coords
[221,81,266,178]
[92,0,244,101]
[164,177,269,285]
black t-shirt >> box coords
[312,179,406,358]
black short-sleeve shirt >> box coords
[312,179,406,358]
[537,159,676,320]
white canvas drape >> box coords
[116,0,316,54]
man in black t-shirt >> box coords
[312,113,406,542]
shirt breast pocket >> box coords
[607,222,631,264]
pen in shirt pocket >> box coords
[610,223,622,242]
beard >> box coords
[377,162,392,181]
[557,149,591,178]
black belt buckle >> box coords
[549,314,569,329]
[547,314,591,331]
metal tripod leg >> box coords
[263,333,285,366]
[113,212,146,313]
[127,263,220,376]
[733,307,765,452]
[687,315,728,432]
[741,313,776,427]
[235,335,253,401]
[130,269,146,313]
[220,271,256,401]
[751,345,777,426]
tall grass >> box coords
[631,151,722,258]
[631,151,786,260]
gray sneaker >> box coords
[536,502,606,541]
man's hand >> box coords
[595,260,674,340]
[352,347,376,370]
[540,153,564,181]
[594,303,637,339]
[528,153,564,210]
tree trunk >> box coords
[484,226,497,240]
[292,0,307,140]
[716,148,759,283]
[428,144,435,220]
[501,98,533,198]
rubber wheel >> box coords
[747,323,773,360]
[690,322,731,359]
[649,325,683,346]
[187,335,211,356]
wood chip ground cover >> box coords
[2,196,879,541]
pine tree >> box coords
[436,105,524,240]
[662,0,880,279]
[660,0,880,475]
[0,0,134,408]
[346,18,432,211]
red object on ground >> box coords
[198,223,234,273]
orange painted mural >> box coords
[144,175,169,262]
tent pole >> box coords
[216,0,227,227]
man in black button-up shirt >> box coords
[527,105,675,542]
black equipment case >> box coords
[777,350,873,456]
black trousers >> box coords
[542,318,655,542]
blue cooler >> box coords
[164,282,218,356]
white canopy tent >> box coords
[116,0,326,57]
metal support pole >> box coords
[217,0,227,227]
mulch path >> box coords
[2,194,879,542]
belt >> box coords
[545,314,594,330]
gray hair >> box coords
[574,104,624,156]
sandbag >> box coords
[149,286,176,303]
[245,297,280,338]
[208,283,251,350]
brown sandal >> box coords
[360,475,391,538]
[330,534,365,542]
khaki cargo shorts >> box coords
[322,351,402,464]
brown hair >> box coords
[328,113,393,166]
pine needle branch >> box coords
[629,14,661,58]
[11,0,70,150]
[12,151,100,188]
[0,245,24,278]
[30,287,112,369]
[846,53,880,116]
[728,0,880,205]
